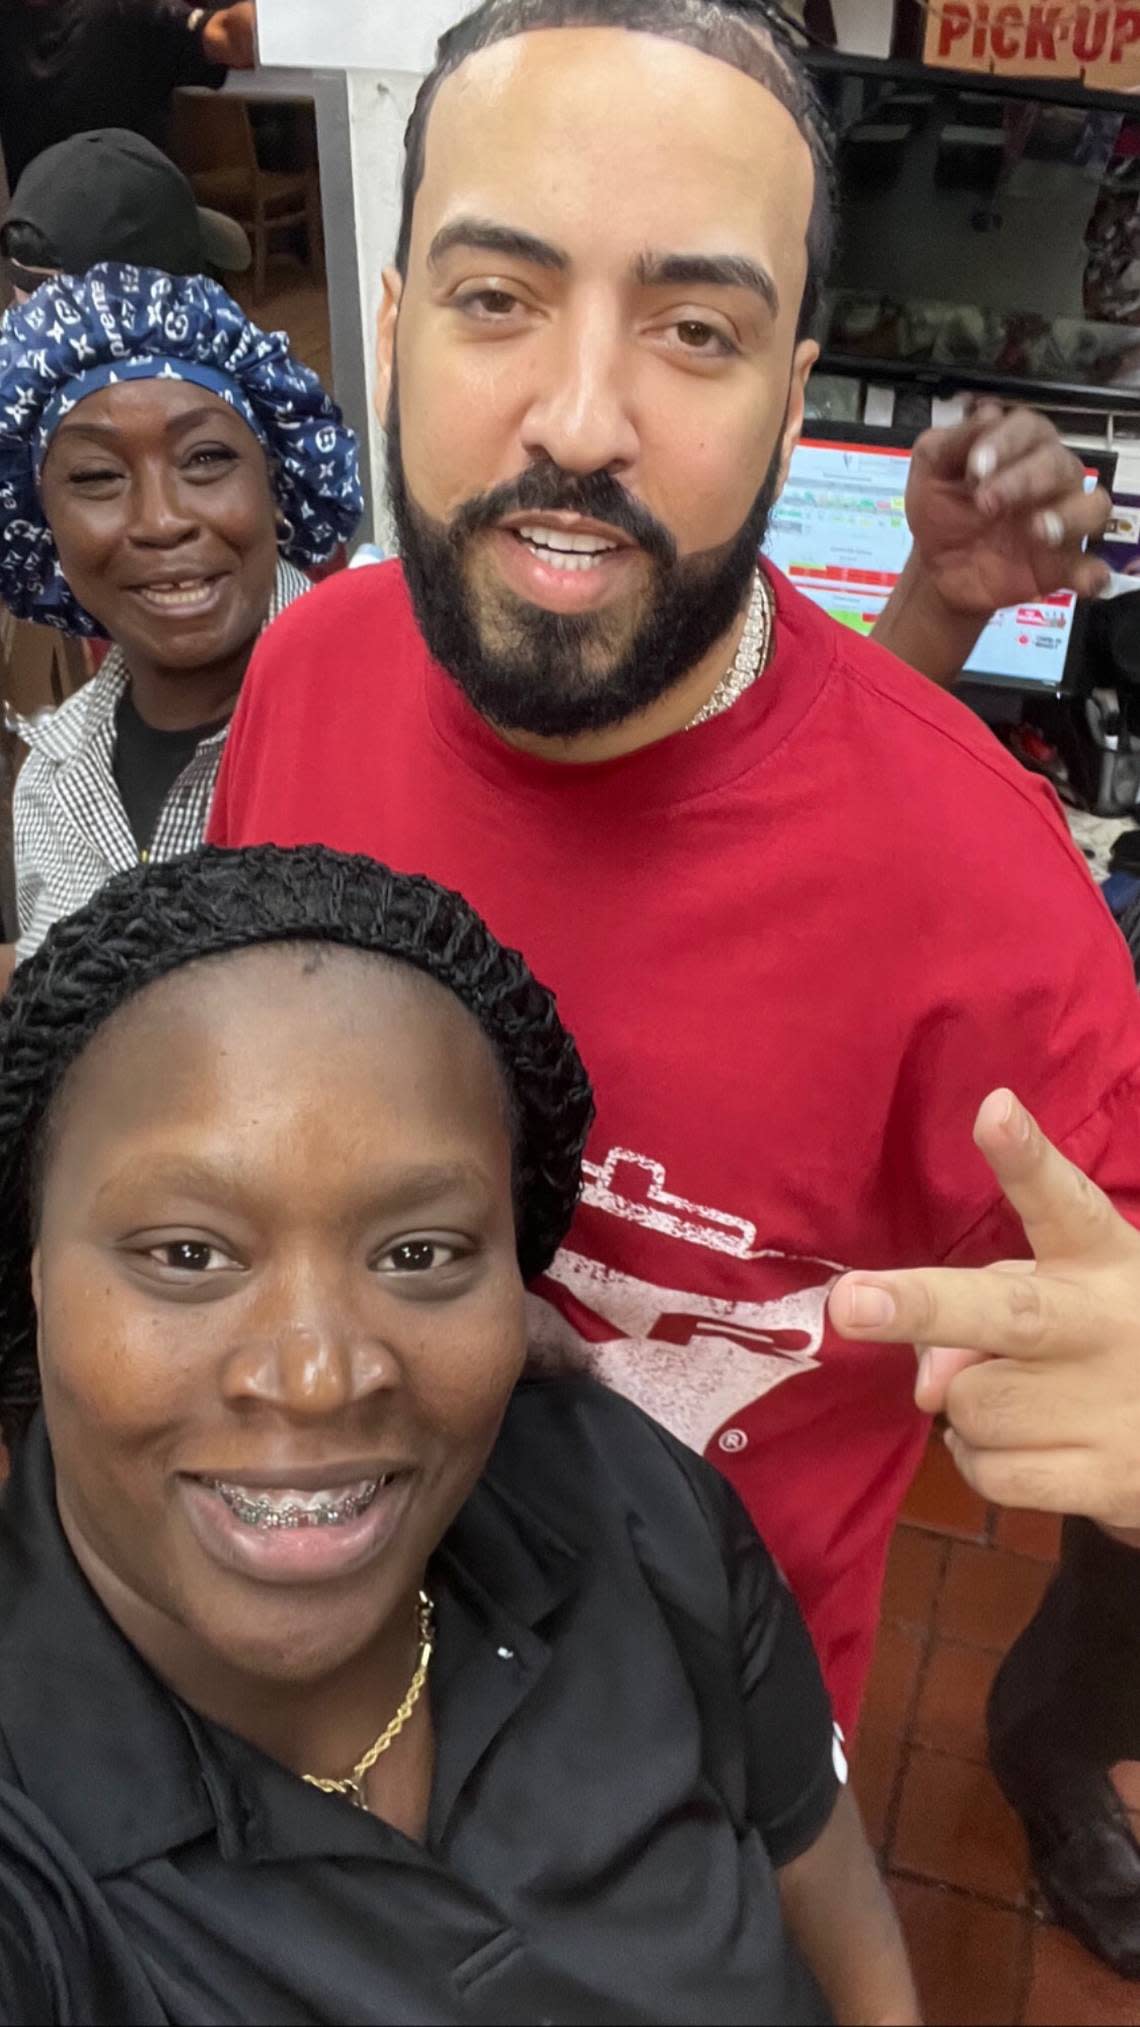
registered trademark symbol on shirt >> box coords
[718,1427,748,1453]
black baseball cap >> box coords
[2,129,252,291]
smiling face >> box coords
[31,945,527,1688]
[379,25,818,739]
[38,378,279,681]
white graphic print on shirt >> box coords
[527,1148,849,1454]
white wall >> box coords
[344,69,423,539]
[829,0,895,57]
[258,0,464,72]
[256,0,470,531]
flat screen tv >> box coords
[805,52,1140,411]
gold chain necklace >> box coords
[302,1590,435,1810]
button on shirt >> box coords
[12,560,309,962]
[0,1381,839,2025]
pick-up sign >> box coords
[924,1,1140,86]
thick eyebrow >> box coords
[427,217,569,273]
[368,1160,496,1216]
[49,422,123,446]
[96,1155,495,1215]
[164,403,244,437]
[426,220,779,318]
[635,250,780,319]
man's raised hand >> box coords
[906,403,1111,616]
[829,1090,1140,1538]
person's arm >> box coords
[871,547,987,691]
[779,1788,919,2027]
[194,2,257,69]
[710,1478,918,2024]
[126,1,218,85]
[871,404,1111,689]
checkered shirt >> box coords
[12,560,310,962]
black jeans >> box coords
[991,1517,1140,1778]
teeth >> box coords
[521,544,605,573]
[209,1477,385,1530]
[516,525,620,556]
[137,581,215,607]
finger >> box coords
[943,1429,1095,1514]
[964,404,1057,485]
[945,1357,1103,1454]
[910,404,1006,484]
[1015,536,1111,603]
[985,485,1110,562]
[974,442,1088,520]
[972,1089,1128,1268]
[1009,486,1109,555]
[1029,484,1112,552]
[962,392,1004,420]
[914,1261,1035,1407]
[914,1343,989,1413]
[829,1258,1103,1361]
[1068,554,1113,600]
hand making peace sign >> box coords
[829,1090,1140,1542]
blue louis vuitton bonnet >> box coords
[0,263,363,635]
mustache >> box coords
[448,460,677,568]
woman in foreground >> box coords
[0,844,917,2025]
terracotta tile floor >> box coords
[854,1434,1140,2025]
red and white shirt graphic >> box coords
[529,1147,843,1452]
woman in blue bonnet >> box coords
[0,262,362,960]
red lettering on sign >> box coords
[1025,2,1060,54]
[1074,3,1110,59]
[937,0,973,51]
[1112,4,1140,58]
[927,0,1140,76]
[993,3,1025,55]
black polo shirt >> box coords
[0,1,224,189]
[0,1380,839,2025]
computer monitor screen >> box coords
[763,434,1110,691]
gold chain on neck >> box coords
[302,1590,435,1810]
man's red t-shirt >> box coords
[209,561,1140,1732]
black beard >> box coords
[386,393,782,741]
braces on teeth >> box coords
[212,1480,384,1529]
